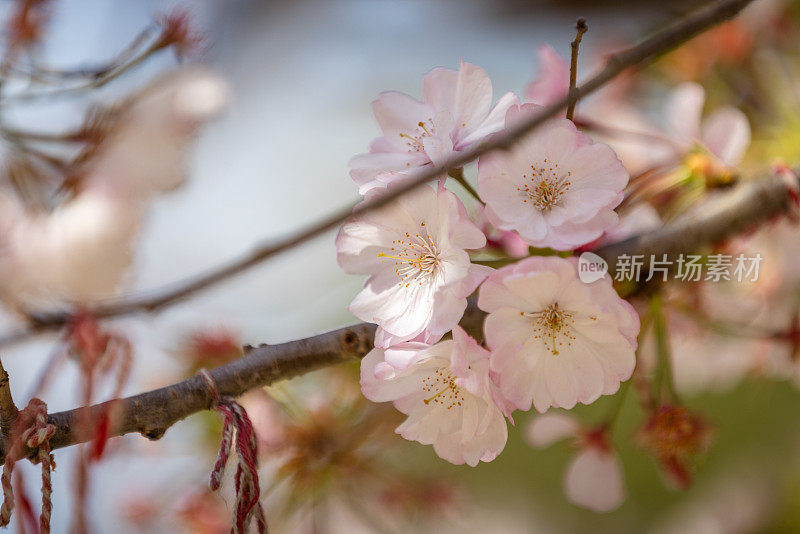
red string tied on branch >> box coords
[0,398,56,534]
[198,368,267,534]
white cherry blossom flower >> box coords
[665,82,750,168]
[337,183,491,347]
[0,68,228,309]
[524,44,570,107]
[350,61,519,194]
[564,445,626,513]
[477,105,629,250]
[478,256,638,412]
[526,413,626,513]
[360,326,510,466]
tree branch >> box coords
[566,18,588,121]
[0,0,757,349]
[600,175,797,278]
[1,165,796,463]
[0,359,18,439]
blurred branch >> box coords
[1,164,798,462]
[0,0,757,349]
[573,117,682,149]
[7,24,158,85]
[0,10,184,103]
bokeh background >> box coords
[1,0,800,532]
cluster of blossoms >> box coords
[336,60,640,478]
[336,37,765,510]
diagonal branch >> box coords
[1,165,796,463]
[0,0,757,349]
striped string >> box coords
[198,369,267,534]
[0,399,55,534]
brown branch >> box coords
[600,175,796,278]
[1,165,796,463]
[566,18,588,121]
[0,359,17,439]
[4,323,377,461]
[0,0,757,350]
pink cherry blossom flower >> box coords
[524,44,570,106]
[564,440,626,513]
[477,104,629,251]
[337,183,491,347]
[478,256,638,412]
[360,326,510,466]
[525,412,580,447]
[527,413,626,512]
[665,82,750,167]
[525,45,677,175]
[350,61,519,194]
[471,206,530,258]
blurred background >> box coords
[1,0,800,532]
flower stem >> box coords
[649,293,680,405]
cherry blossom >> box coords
[360,326,510,466]
[0,190,142,308]
[523,46,752,180]
[349,61,519,194]
[526,413,626,512]
[477,105,629,250]
[665,82,751,169]
[0,68,229,309]
[336,183,491,347]
[479,256,638,412]
[524,44,570,106]
[84,68,230,200]
[471,206,530,258]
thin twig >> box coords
[566,18,588,121]
[1,30,164,103]
[0,125,88,144]
[573,118,682,149]
[0,0,758,348]
[5,25,158,84]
